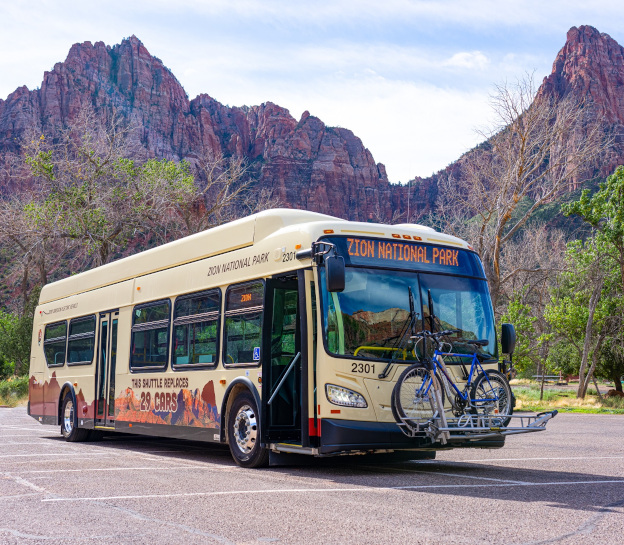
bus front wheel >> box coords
[60,394,90,442]
[227,392,269,468]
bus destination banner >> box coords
[325,236,485,278]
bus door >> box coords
[262,273,304,444]
[95,310,119,427]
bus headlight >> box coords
[325,384,368,408]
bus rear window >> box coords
[44,321,67,367]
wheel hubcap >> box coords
[233,404,257,454]
[63,400,74,435]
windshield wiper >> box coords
[378,287,419,379]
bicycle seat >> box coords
[465,339,489,347]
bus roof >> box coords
[39,208,469,304]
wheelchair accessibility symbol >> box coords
[253,347,260,361]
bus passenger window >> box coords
[224,282,263,365]
[44,321,67,367]
[67,315,96,365]
[173,289,221,367]
[130,300,171,370]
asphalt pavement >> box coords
[1,407,623,545]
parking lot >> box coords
[1,407,623,545]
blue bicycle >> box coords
[391,329,514,433]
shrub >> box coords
[0,376,29,406]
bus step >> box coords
[270,443,318,456]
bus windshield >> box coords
[319,267,497,361]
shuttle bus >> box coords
[28,209,508,467]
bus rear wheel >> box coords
[60,394,90,442]
[227,392,269,468]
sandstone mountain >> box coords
[0,36,396,222]
[538,25,624,179]
[0,25,623,223]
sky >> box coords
[2,1,624,184]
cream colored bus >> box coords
[28,209,506,467]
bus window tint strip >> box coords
[173,289,221,367]
[324,236,486,278]
[175,291,221,318]
[44,321,67,341]
[130,300,171,370]
[133,303,170,324]
[43,321,67,367]
[67,315,96,364]
[224,282,263,365]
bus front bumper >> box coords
[319,418,505,454]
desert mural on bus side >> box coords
[115,380,220,428]
[29,372,62,417]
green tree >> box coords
[500,294,538,376]
[561,165,624,393]
[563,165,624,290]
[545,236,622,397]
[0,288,39,378]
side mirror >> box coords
[501,323,516,356]
[325,255,345,292]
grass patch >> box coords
[0,376,29,407]
[512,382,624,414]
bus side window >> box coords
[223,281,264,365]
[67,315,96,365]
[130,300,171,370]
[44,321,67,367]
[172,289,221,368]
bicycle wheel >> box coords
[470,370,513,426]
[392,364,444,431]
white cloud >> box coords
[444,51,490,71]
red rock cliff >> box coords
[0,36,394,222]
[3,28,624,223]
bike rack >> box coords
[396,410,558,444]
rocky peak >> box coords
[540,25,624,124]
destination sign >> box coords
[324,236,485,278]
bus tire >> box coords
[60,394,90,442]
[227,392,269,468]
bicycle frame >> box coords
[432,349,503,411]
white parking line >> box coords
[42,479,624,502]
[455,456,624,463]
[0,456,112,466]
[0,493,42,501]
[0,434,58,438]
[362,466,528,484]
[2,472,49,493]
[0,426,57,432]
[15,465,219,474]
[0,442,68,446]
[0,452,108,458]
